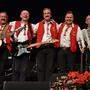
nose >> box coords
[24,14,28,18]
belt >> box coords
[60,47,70,50]
[40,43,54,49]
[16,40,30,45]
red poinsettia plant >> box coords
[66,71,90,88]
[68,71,90,85]
[51,71,90,89]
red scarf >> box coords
[57,23,78,52]
[36,20,58,47]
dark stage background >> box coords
[0,0,90,29]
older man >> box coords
[0,11,13,89]
[82,15,90,70]
[57,11,85,74]
[35,8,58,81]
[10,10,34,81]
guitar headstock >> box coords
[46,39,59,43]
[51,39,59,43]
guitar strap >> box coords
[1,24,7,39]
[27,23,33,43]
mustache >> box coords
[66,19,73,21]
[45,15,50,17]
[1,19,6,21]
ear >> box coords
[6,15,8,21]
[50,15,52,19]
[20,14,22,18]
[85,20,87,24]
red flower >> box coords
[68,71,79,79]
[84,71,90,78]
[73,73,87,85]
[67,71,90,85]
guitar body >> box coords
[14,41,30,57]
[15,45,30,56]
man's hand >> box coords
[80,48,85,53]
[0,30,2,34]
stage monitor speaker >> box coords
[3,81,50,90]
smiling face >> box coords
[43,8,51,21]
[0,12,8,25]
[20,10,30,21]
[65,12,74,25]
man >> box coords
[0,11,12,89]
[10,10,34,81]
[82,15,90,70]
[57,11,85,74]
[35,8,58,81]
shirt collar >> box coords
[42,19,54,24]
[64,23,74,28]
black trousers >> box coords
[85,49,90,70]
[36,46,55,81]
[57,47,76,74]
[12,53,30,81]
[0,46,9,89]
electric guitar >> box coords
[15,44,30,56]
[15,39,59,56]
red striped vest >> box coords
[57,23,78,52]
[36,20,58,47]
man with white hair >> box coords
[0,11,13,89]
[82,15,90,70]
[10,10,34,81]
[35,8,58,81]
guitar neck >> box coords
[28,42,45,47]
[27,39,59,48]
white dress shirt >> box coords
[82,28,90,50]
[35,21,59,42]
[59,23,85,48]
[9,21,35,42]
